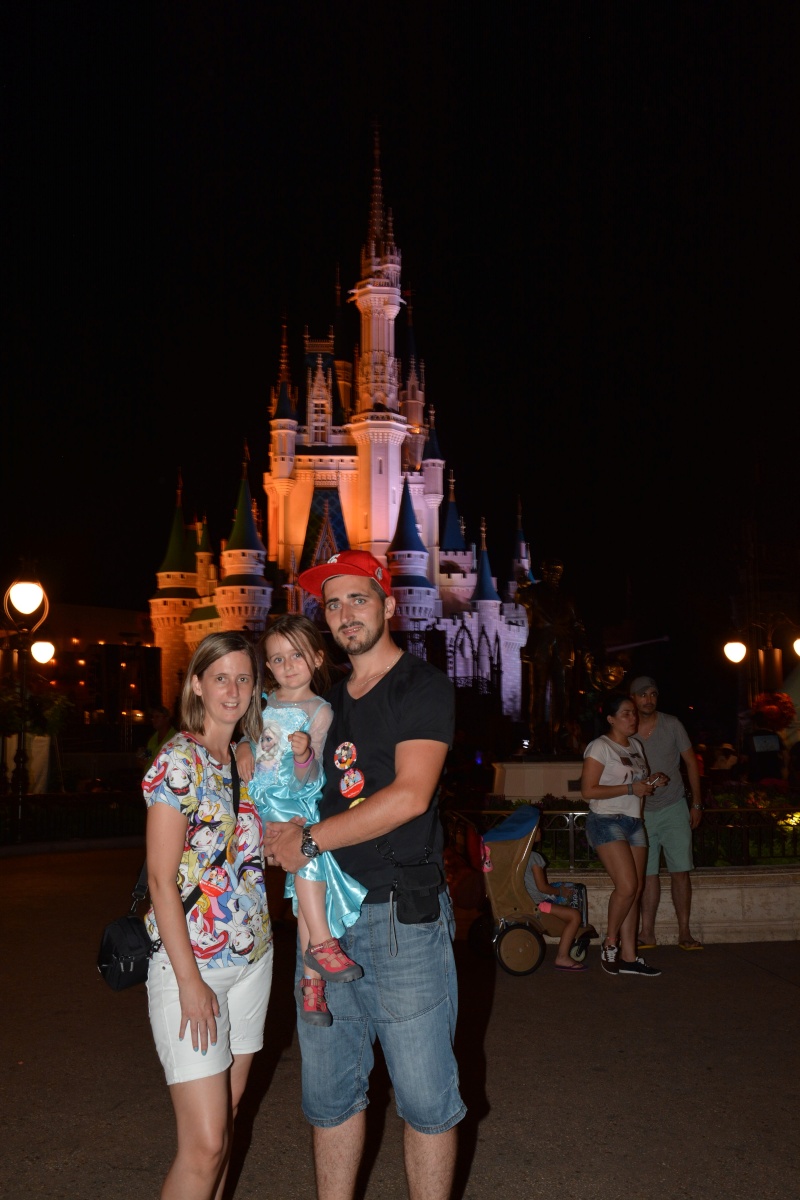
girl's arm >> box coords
[235,738,256,783]
[146,802,220,1052]
[529,860,562,898]
[291,702,333,785]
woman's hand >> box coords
[177,973,221,1053]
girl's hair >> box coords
[601,691,635,720]
[259,614,332,695]
[180,631,263,743]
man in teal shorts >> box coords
[629,677,704,951]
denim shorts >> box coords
[586,812,647,850]
[296,890,466,1134]
[644,800,694,874]
[147,944,273,1085]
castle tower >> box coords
[215,454,272,632]
[400,303,426,472]
[348,128,407,557]
[265,320,299,568]
[420,404,444,581]
[149,476,200,710]
[387,476,437,629]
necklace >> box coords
[347,652,402,695]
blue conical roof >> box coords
[388,477,427,553]
[226,469,266,552]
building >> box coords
[150,135,531,739]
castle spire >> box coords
[368,122,385,247]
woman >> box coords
[143,632,272,1200]
[580,692,665,978]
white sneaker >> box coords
[600,943,619,975]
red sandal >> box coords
[295,976,332,1027]
[304,938,364,983]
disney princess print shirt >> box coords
[142,733,271,967]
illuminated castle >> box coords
[151,136,530,721]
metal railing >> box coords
[0,791,145,846]
[445,799,800,871]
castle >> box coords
[150,136,532,722]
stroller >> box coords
[469,804,598,976]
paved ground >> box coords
[3,841,799,1199]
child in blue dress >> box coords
[236,614,366,1025]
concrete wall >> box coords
[565,866,800,944]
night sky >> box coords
[3,3,797,728]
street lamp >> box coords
[3,578,49,828]
[723,612,800,704]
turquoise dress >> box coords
[249,694,366,939]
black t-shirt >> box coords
[321,651,455,899]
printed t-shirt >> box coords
[143,733,271,967]
[583,735,649,818]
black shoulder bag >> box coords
[97,755,241,991]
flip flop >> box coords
[554,962,589,972]
[637,942,657,950]
[678,940,704,951]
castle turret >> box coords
[387,476,436,629]
[215,454,271,632]
[149,476,200,709]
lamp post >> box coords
[3,579,50,836]
[724,611,800,706]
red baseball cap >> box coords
[298,550,392,599]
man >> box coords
[629,676,704,951]
[266,550,465,1200]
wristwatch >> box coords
[301,825,321,859]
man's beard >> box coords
[332,618,384,656]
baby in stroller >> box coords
[524,819,586,972]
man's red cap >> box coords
[298,550,392,600]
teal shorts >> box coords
[643,801,694,875]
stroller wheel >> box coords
[495,922,546,976]
[467,912,496,959]
[569,937,588,962]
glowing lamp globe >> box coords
[724,641,747,664]
[31,641,55,664]
[8,581,45,615]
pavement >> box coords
[4,841,799,1199]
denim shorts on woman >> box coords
[147,943,273,1085]
[586,812,647,850]
[296,890,466,1134]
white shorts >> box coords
[147,943,273,1086]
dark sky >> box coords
[3,3,798,725]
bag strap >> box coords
[133,746,242,915]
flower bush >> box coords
[752,691,796,732]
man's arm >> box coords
[265,738,448,873]
[682,745,703,829]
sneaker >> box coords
[618,956,662,977]
[600,943,619,975]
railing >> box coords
[444,798,800,871]
[0,791,145,847]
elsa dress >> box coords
[249,693,366,938]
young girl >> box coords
[236,614,366,1026]
[523,814,586,971]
